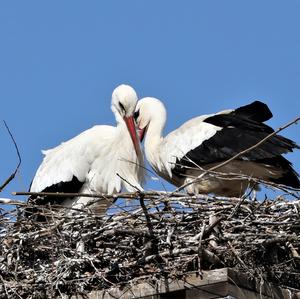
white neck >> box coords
[144,113,166,169]
[111,105,123,125]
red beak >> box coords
[138,128,146,142]
[124,116,142,158]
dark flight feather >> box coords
[173,101,299,188]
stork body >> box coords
[135,98,299,196]
[29,85,144,215]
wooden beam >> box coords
[65,268,300,299]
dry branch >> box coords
[0,121,21,192]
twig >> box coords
[203,216,224,238]
[116,173,142,192]
[197,224,205,277]
[227,189,253,220]
[139,192,158,255]
[0,121,22,192]
[139,193,154,237]
[228,241,253,274]
[12,190,184,199]
[0,275,9,298]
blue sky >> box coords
[0,1,299,203]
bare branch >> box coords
[0,120,22,192]
[116,173,142,192]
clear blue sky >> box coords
[1,1,299,203]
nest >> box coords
[0,190,300,298]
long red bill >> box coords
[124,116,143,158]
[138,128,146,142]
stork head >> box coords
[111,84,142,157]
[134,97,167,142]
[112,84,138,118]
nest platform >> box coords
[0,191,300,298]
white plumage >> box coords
[29,84,144,214]
[135,97,299,196]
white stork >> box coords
[134,98,300,196]
[28,84,144,216]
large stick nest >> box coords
[0,191,300,298]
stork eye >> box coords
[119,102,126,112]
[134,109,140,120]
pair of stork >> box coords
[29,84,299,214]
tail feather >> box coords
[234,100,273,122]
[259,157,300,188]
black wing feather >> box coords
[25,176,84,219]
[233,100,273,122]
[173,101,300,188]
